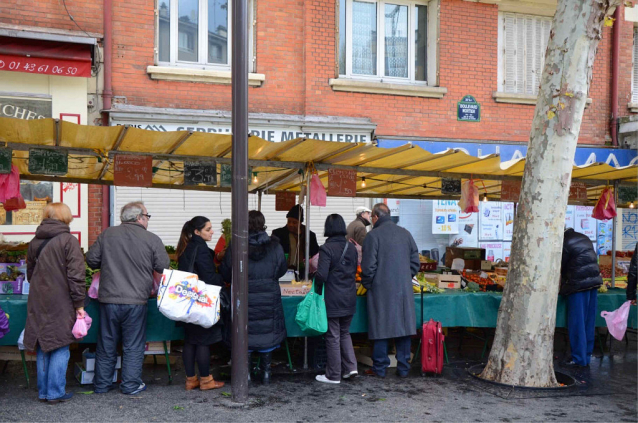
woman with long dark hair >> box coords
[314,214,358,384]
[220,210,288,384]
[176,216,224,391]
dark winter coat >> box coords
[560,228,603,296]
[314,236,358,318]
[221,232,288,350]
[346,215,369,246]
[626,243,637,301]
[271,225,320,264]
[360,215,420,340]
[23,219,86,352]
[178,235,224,344]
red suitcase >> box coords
[421,319,444,375]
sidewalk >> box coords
[0,331,635,422]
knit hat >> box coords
[286,204,304,222]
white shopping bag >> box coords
[157,269,221,328]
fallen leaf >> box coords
[378,398,387,401]
[221,392,231,397]
[77,391,94,395]
[173,406,184,410]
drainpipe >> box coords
[101,0,113,231]
[610,5,622,146]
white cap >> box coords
[356,206,371,215]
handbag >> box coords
[294,281,328,336]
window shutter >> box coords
[515,16,526,94]
[525,16,535,95]
[633,28,638,103]
[504,13,517,93]
[532,19,543,95]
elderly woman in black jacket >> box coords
[176,216,225,391]
[221,210,288,384]
[314,214,359,384]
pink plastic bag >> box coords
[308,253,320,274]
[592,186,617,221]
[88,272,100,299]
[72,313,92,339]
[601,301,631,341]
[459,180,479,213]
[310,173,326,207]
[0,165,20,203]
[349,239,363,266]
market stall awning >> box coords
[0,117,636,204]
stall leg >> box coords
[412,339,421,366]
[20,350,29,388]
[443,341,449,364]
[285,339,293,371]
[163,341,172,384]
[596,328,605,355]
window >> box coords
[498,13,552,95]
[633,27,638,104]
[157,0,252,71]
[338,0,432,84]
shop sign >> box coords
[0,96,52,120]
[432,200,459,234]
[457,95,480,122]
[0,56,91,78]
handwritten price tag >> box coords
[113,154,153,187]
[328,168,356,197]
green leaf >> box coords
[221,392,231,397]
[77,391,94,395]
[172,406,184,410]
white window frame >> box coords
[632,26,638,105]
[497,12,552,96]
[156,0,254,72]
[340,0,437,86]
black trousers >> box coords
[95,303,147,394]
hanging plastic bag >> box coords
[72,313,93,339]
[349,239,363,266]
[601,301,632,341]
[3,196,26,211]
[17,329,25,350]
[308,253,320,274]
[458,180,479,213]
[0,306,9,340]
[0,165,20,203]
[295,281,328,336]
[310,173,327,207]
[88,272,100,299]
[592,186,617,221]
[157,269,221,328]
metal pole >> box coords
[611,181,618,288]
[258,190,262,211]
[303,168,311,370]
[231,0,249,403]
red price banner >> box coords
[0,55,91,78]
[113,154,153,187]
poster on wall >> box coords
[565,206,575,229]
[574,206,596,241]
[597,220,613,256]
[503,242,512,262]
[622,208,638,250]
[502,202,515,241]
[432,200,459,234]
[450,211,478,247]
[479,202,503,240]
[480,242,504,262]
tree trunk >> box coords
[480,0,620,387]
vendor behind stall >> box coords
[271,205,319,270]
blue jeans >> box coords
[36,345,70,400]
[567,289,598,366]
[372,336,411,377]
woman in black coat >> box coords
[176,216,224,391]
[221,210,288,384]
[314,214,359,384]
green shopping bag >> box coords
[294,282,328,336]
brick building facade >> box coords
[1,0,636,247]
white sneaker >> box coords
[342,370,358,379]
[315,374,340,384]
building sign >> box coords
[0,95,52,120]
[457,95,481,122]
[432,200,459,234]
[111,120,371,143]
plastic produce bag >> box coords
[601,301,632,341]
[157,269,221,328]
[458,180,479,213]
[349,239,363,266]
[308,253,320,274]
[592,186,617,221]
[72,313,93,339]
[0,306,8,340]
[88,272,100,299]
[3,195,26,211]
[0,164,20,203]
[310,173,326,207]
[295,282,328,336]
[17,329,25,350]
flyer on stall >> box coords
[597,220,613,255]
[574,206,596,241]
[479,242,504,262]
[479,202,503,240]
[502,202,514,241]
[565,206,575,229]
[432,200,459,234]
[449,211,478,247]
[503,242,512,262]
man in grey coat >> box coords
[360,203,419,378]
[86,202,169,395]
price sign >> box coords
[569,182,588,202]
[327,168,356,197]
[113,154,153,187]
[28,148,68,176]
[501,180,522,202]
[0,148,12,174]
[184,161,217,186]
[220,164,252,187]
[441,178,461,195]
[275,192,297,211]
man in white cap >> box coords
[347,206,371,246]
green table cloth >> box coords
[2,289,635,345]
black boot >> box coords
[247,352,253,382]
[260,352,272,385]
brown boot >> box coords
[185,376,200,390]
[200,375,224,390]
